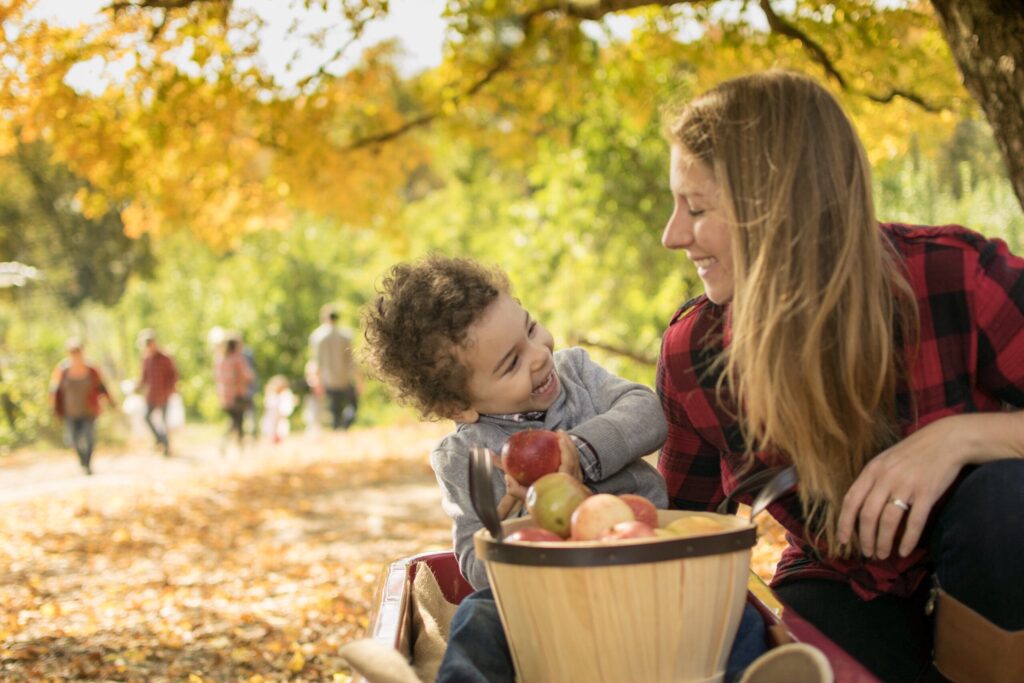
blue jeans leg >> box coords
[435,588,514,683]
[145,402,169,446]
[436,588,765,683]
[66,417,95,469]
[725,602,768,683]
[931,458,1024,629]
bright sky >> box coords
[27,0,450,91]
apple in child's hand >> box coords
[505,528,564,543]
[619,494,658,528]
[526,472,591,538]
[501,430,562,486]
[570,493,635,541]
[598,520,657,541]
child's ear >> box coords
[442,404,480,424]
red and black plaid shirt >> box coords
[657,223,1024,600]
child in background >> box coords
[120,380,149,441]
[260,375,296,444]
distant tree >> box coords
[0,141,154,308]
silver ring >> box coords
[889,497,911,512]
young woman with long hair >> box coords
[659,70,1024,681]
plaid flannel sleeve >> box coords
[656,304,726,512]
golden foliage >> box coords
[0,0,970,246]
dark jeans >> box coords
[436,587,766,683]
[145,402,169,446]
[775,459,1024,682]
[224,397,250,444]
[65,417,96,469]
[325,385,357,430]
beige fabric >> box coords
[411,566,459,682]
[339,639,421,683]
[738,643,833,683]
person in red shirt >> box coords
[49,338,114,475]
[137,329,178,457]
[215,336,255,453]
[658,70,1024,682]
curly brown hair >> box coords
[361,254,511,419]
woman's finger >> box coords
[873,495,911,560]
[856,483,894,557]
[898,495,934,557]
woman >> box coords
[215,336,255,452]
[658,70,1024,681]
[49,338,113,475]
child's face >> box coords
[457,292,559,418]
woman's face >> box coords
[663,146,734,304]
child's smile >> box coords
[458,293,559,419]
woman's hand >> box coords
[838,413,1001,559]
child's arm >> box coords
[430,436,498,590]
[562,347,668,483]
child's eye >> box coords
[527,321,537,337]
[506,356,519,373]
[688,208,706,218]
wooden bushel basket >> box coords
[474,510,756,683]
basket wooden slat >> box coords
[476,511,755,683]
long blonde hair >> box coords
[666,71,917,555]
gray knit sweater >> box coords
[430,347,669,589]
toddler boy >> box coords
[362,254,669,588]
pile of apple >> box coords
[498,429,727,544]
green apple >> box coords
[526,472,591,538]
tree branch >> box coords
[758,0,942,112]
[103,0,225,13]
[569,333,658,366]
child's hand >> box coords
[503,472,528,501]
[497,489,524,519]
[556,431,583,480]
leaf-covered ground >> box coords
[0,423,785,681]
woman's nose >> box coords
[662,207,692,250]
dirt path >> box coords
[0,423,454,682]
[0,423,785,682]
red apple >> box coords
[598,520,657,541]
[570,493,635,541]
[501,429,562,486]
[619,494,659,528]
[506,528,564,543]
[526,472,591,538]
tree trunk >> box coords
[930,0,1024,213]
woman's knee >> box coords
[932,459,1024,628]
[939,459,1024,535]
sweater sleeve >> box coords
[563,348,668,482]
[429,434,500,590]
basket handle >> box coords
[715,465,798,520]
[468,446,505,542]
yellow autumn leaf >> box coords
[288,650,306,672]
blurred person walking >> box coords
[137,328,178,457]
[309,304,358,430]
[49,338,114,475]
[215,336,254,453]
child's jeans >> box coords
[436,587,767,683]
